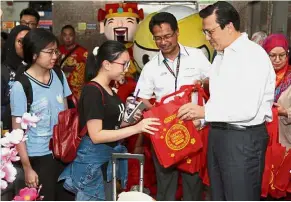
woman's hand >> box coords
[24,167,39,188]
[274,103,288,117]
[134,118,160,135]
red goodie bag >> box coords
[143,85,203,168]
[50,82,104,163]
[176,85,209,174]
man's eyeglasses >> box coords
[20,21,37,28]
[153,32,176,43]
[41,49,61,57]
[202,25,221,37]
[268,52,287,61]
[112,61,130,70]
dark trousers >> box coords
[152,149,203,201]
[29,154,74,201]
[207,125,269,200]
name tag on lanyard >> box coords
[163,54,181,91]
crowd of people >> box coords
[1,1,290,201]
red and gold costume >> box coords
[59,44,88,99]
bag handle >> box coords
[78,81,105,138]
[195,84,209,106]
[160,85,193,104]
[160,84,209,105]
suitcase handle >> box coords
[112,153,145,162]
[112,153,145,201]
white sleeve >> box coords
[134,64,155,99]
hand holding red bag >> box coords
[176,85,210,174]
[143,85,203,168]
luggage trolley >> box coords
[112,153,145,201]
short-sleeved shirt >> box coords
[10,70,71,156]
[135,43,211,102]
[78,81,125,147]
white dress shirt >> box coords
[135,43,211,102]
[205,33,276,126]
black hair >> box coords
[149,12,178,34]
[2,25,30,68]
[61,24,75,34]
[20,8,40,23]
[199,1,240,31]
[85,40,127,82]
[1,32,9,41]
[22,28,58,67]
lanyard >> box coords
[163,54,180,91]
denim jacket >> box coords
[59,135,128,201]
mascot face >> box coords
[98,3,144,43]
[102,17,138,42]
[133,5,214,72]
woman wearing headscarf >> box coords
[262,34,291,149]
[262,33,291,200]
[1,25,30,132]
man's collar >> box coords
[158,43,189,65]
[225,32,248,52]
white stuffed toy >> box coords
[117,191,154,201]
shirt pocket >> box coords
[154,72,173,90]
[30,98,51,136]
[180,68,201,86]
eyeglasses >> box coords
[202,25,221,37]
[268,52,287,61]
[112,61,130,70]
[41,49,61,57]
[20,21,37,28]
[153,32,176,43]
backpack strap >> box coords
[16,73,33,113]
[16,68,63,114]
[86,81,105,104]
[78,81,105,138]
[53,66,64,86]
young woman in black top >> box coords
[59,40,160,201]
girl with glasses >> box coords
[10,28,73,200]
[59,40,160,201]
